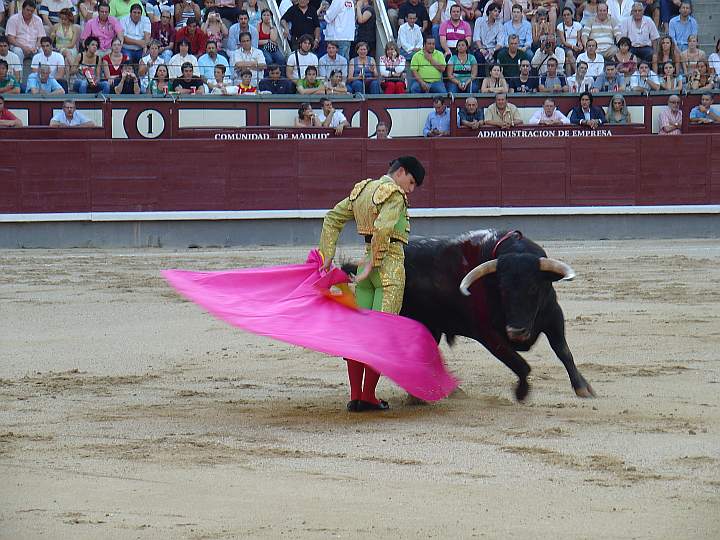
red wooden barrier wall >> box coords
[1,135,719,214]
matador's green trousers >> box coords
[354,242,405,314]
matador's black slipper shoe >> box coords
[357,399,390,412]
[347,400,360,412]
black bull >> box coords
[345,230,594,401]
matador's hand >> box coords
[354,257,372,283]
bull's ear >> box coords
[538,258,575,282]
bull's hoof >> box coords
[449,387,468,399]
[574,384,596,398]
[404,394,428,406]
[515,379,530,401]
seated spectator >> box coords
[529,97,571,125]
[557,6,583,74]
[214,0,241,23]
[423,95,450,137]
[659,61,682,92]
[26,64,65,94]
[619,2,660,63]
[578,0,600,27]
[374,120,390,138]
[410,36,446,93]
[686,60,714,91]
[6,0,47,64]
[294,102,320,127]
[0,95,23,127]
[398,0,430,37]
[39,0,76,34]
[539,57,568,92]
[614,37,639,80]
[147,63,171,94]
[651,35,680,75]
[319,41,348,82]
[103,37,129,87]
[49,99,96,127]
[397,11,423,62]
[531,0,559,28]
[121,3,151,64]
[355,0,376,58]
[689,93,720,124]
[286,34,319,82]
[567,60,594,92]
[447,39,478,94]
[568,91,606,128]
[151,11,176,62]
[174,0,201,30]
[482,63,510,93]
[576,38,604,79]
[324,69,348,94]
[428,0,450,54]
[457,96,485,129]
[205,64,235,94]
[592,62,626,93]
[198,40,229,81]
[531,7,552,51]
[258,8,285,68]
[111,0,147,19]
[509,58,538,93]
[379,41,406,94]
[658,94,681,135]
[629,60,660,92]
[228,10,260,52]
[230,31,265,85]
[258,63,295,94]
[0,60,22,94]
[606,93,632,124]
[531,33,566,76]
[171,61,205,93]
[31,37,67,89]
[473,2,505,64]
[317,96,350,135]
[668,1,696,52]
[175,17,207,57]
[438,4,471,59]
[168,39,199,79]
[80,2,123,56]
[709,39,720,77]
[503,4,532,58]
[680,35,706,75]
[139,40,166,92]
[202,10,229,57]
[0,37,23,82]
[50,8,80,68]
[495,34,527,81]
[346,41,380,94]
[296,64,324,94]
[73,37,109,94]
[581,3,619,61]
[237,69,257,94]
[484,92,523,128]
[113,61,141,94]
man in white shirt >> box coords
[121,3,151,64]
[0,37,23,81]
[317,97,350,135]
[230,31,266,85]
[30,37,67,90]
[619,1,660,62]
[529,98,571,125]
[323,0,354,60]
[398,11,423,61]
[168,39,199,78]
[285,34,319,81]
[576,38,605,78]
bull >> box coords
[345,229,594,401]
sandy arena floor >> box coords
[1,239,719,539]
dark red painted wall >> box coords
[1,135,719,214]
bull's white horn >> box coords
[459,260,497,296]
[539,257,576,281]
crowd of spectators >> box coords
[1,0,718,96]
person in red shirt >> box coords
[237,69,257,93]
[174,17,207,55]
[0,95,23,127]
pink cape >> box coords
[162,250,458,401]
